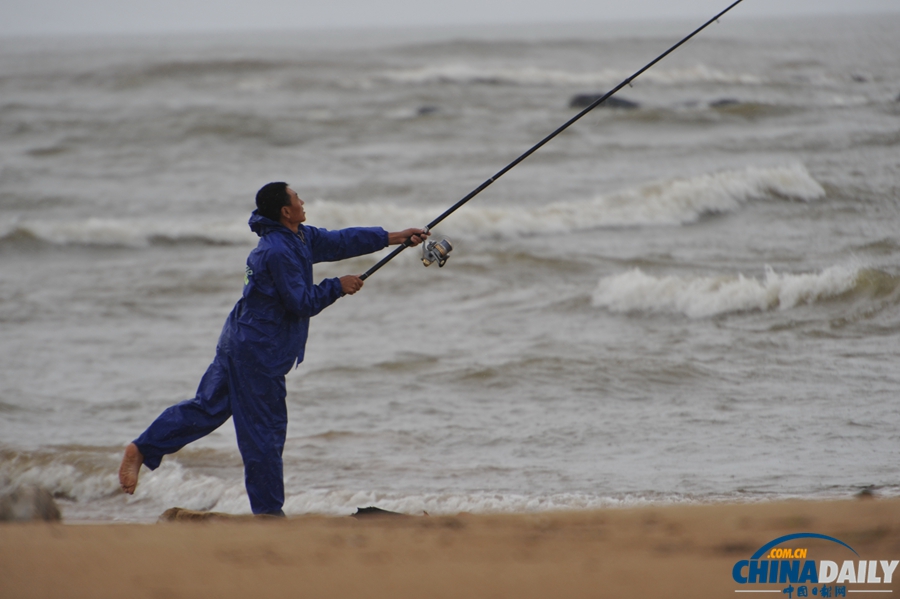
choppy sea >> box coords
[1,13,899,522]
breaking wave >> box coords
[0,445,715,522]
[590,264,895,318]
[0,165,823,249]
[313,164,825,237]
[376,63,763,87]
[0,445,123,504]
[0,445,245,521]
[0,217,256,249]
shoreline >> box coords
[2,497,898,599]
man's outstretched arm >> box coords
[308,226,426,263]
[337,228,428,296]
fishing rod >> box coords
[360,0,745,281]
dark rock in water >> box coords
[569,94,639,110]
[710,98,741,108]
[895,93,900,103]
[351,506,409,519]
[159,507,288,521]
[0,485,62,522]
[856,486,876,500]
[159,507,239,522]
[417,105,440,116]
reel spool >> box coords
[421,237,452,267]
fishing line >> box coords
[360,0,745,280]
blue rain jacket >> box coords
[217,211,388,375]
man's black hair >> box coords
[256,182,290,222]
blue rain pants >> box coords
[133,351,289,515]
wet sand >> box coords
[2,498,899,599]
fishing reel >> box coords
[421,237,453,268]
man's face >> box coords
[282,187,306,225]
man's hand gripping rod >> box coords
[358,0,745,282]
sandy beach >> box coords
[2,497,898,599]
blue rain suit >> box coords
[133,211,388,515]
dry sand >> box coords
[2,498,899,599]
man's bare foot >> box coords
[118,443,144,494]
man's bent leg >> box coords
[128,354,233,488]
[227,356,288,516]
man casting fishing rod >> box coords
[118,182,428,516]
[119,0,745,517]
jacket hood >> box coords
[248,210,289,237]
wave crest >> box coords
[0,446,121,503]
[377,63,762,87]
[0,218,255,249]
[590,264,882,318]
[0,165,823,249]
[312,164,825,237]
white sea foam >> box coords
[376,63,763,87]
[0,452,705,521]
[282,489,703,516]
[127,461,250,513]
[87,459,654,518]
[592,264,862,318]
[6,451,897,522]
